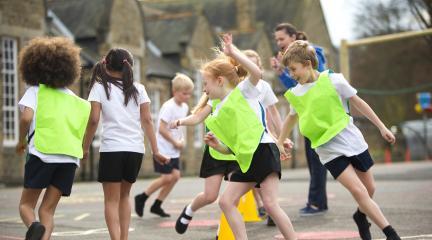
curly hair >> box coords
[19,37,81,88]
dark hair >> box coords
[19,37,81,88]
[89,48,139,105]
[274,23,308,40]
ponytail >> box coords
[191,93,209,114]
[89,48,139,106]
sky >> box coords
[320,0,359,47]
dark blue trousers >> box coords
[305,137,328,209]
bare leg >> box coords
[38,186,62,240]
[103,182,121,240]
[156,170,181,201]
[337,165,389,229]
[219,181,255,240]
[260,173,297,240]
[19,188,42,227]
[119,181,132,240]
[190,174,224,211]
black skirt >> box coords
[199,146,239,179]
[230,143,281,188]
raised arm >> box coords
[222,33,262,86]
[349,95,395,144]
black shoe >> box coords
[175,206,193,234]
[25,222,45,240]
[266,216,276,226]
[353,210,372,240]
[134,194,147,217]
[150,205,171,217]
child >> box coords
[82,48,168,240]
[16,37,90,240]
[134,73,194,218]
[278,40,400,240]
[171,93,239,234]
[203,33,297,240]
[243,49,284,224]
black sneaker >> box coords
[150,205,171,217]
[175,206,193,234]
[353,210,372,240]
[25,221,45,240]
[134,194,147,217]
[266,216,276,226]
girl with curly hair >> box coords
[17,37,90,240]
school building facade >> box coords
[0,0,335,184]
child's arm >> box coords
[349,95,396,144]
[159,120,184,150]
[204,132,232,155]
[222,33,262,86]
[169,105,212,129]
[16,107,34,155]
[82,102,101,160]
[277,114,298,158]
[267,105,283,137]
[140,103,169,164]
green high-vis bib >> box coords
[208,99,236,161]
[284,70,349,148]
[205,88,264,173]
[34,84,91,158]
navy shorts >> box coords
[98,152,143,183]
[24,154,77,196]
[324,150,374,179]
[153,157,180,174]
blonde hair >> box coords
[191,93,209,114]
[243,49,262,70]
[172,73,194,92]
[282,40,318,69]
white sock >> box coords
[185,204,194,217]
[180,204,194,224]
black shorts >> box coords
[24,154,77,196]
[324,150,374,179]
[153,157,180,174]
[199,146,239,179]
[98,152,143,183]
[230,143,281,188]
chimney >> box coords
[236,0,255,32]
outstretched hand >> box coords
[222,33,234,56]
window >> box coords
[148,89,160,126]
[2,37,18,146]
[193,71,203,148]
[133,57,140,82]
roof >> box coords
[144,15,197,54]
[47,0,113,39]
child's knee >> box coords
[218,195,234,210]
[204,192,218,204]
[350,185,369,201]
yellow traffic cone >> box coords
[216,213,235,240]
[237,190,262,222]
